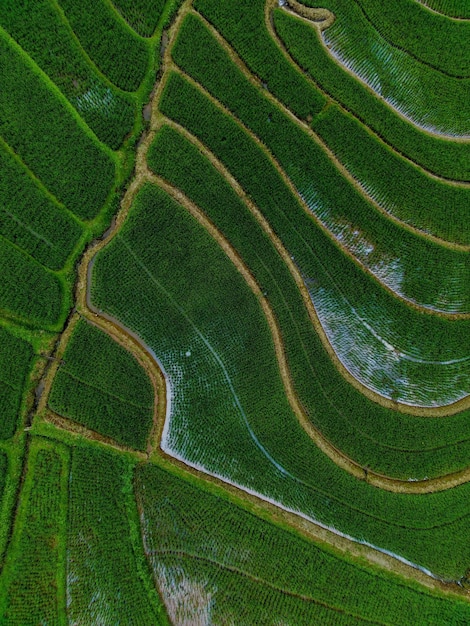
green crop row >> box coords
[67,445,162,624]
[352,0,470,77]
[0,0,137,149]
[310,0,470,136]
[0,327,34,439]
[0,141,83,271]
[193,0,326,121]
[0,240,63,328]
[171,14,470,315]
[154,86,470,479]
[0,441,65,625]
[273,8,470,181]
[416,0,470,17]
[312,104,470,245]
[0,26,116,221]
[111,0,167,37]
[58,0,151,92]
[48,319,154,450]
[136,463,470,626]
[91,182,470,579]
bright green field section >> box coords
[0,240,63,329]
[416,0,470,18]
[92,182,470,580]
[352,0,470,76]
[312,106,470,245]
[171,14,470,315]
[111,0,167,36]
[0,0,137,149]
[147,123,470,481]
[57,0,151,92]
[136,463,470,626]
[66,445,163,624]
[0,441,66,625]
[0,141,83,271]
[295,0,470,136]
[48,319,154,450]
[271,7,470,180]
[193,0,326,120]
[0,327,34,439]
[0,26,116,221]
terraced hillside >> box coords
[1,0,470,623]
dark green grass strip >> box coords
[312,105,470,246]
[0,26,116,220]
[0,0,137,149]
[67,446,162,624]
[354,0,470,76]
[0,141,83,270]
[194,0,326,121]
[147,123,470,480]
[0,327,33,439]
[0,447,63,625]
[0,239,63,328]
[171,14,470,314]
[92,183,470,579]
[57,0,151,92]
[136,464,470,626]
[48,320,154,450]
[273,8,470,181]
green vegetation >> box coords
[136,463,470,626]
[273,8,470,180]
[91,182,470,580]
[171,14,470,315]
[297,0,470,136]
[67,445,162,624]
[0,240,63,328]
[0,0,137,149]
[194,0,326,120]
[48,319,154,449]
[417,0,470,18]
[111,0,167,36]
[0,142,83,271]
[158,70,470,409]
[58,0,152,92]
[2,0,470,621]
[312,105,470,245]
[0,26,116,220]
[353,0,470,76]
[0,442,66,625]
[147,122,470,480]
[0,327,33,439]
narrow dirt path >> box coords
[36,0,470,598]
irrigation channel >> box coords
[34,0,470,598]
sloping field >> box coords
[1,0,470,623]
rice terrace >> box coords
[1,0,470,622]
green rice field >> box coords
[1,0,469,623]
